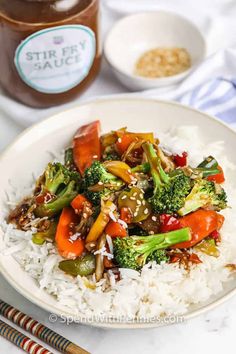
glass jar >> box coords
[0,0,101,108]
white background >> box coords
[1,1,236,353]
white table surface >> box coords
[0,1,235,353]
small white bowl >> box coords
[104,11,206,90]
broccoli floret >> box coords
[64,147,78,173]
[84,161,124,205]
[146,249,170,264]
[114,227,191,270]
[132,162,150,174]
[34,163,80,217]
[178,179,227,216]
[103,151,121,161]
[143,143,192,214]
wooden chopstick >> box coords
[0,300,90,354]
[0,318,53,354]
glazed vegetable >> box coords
[132,162,150,174]
[194,238,220,257]
[118,186,151,222]
[173,151,188,167]
[207,166,225,183]
[105,221,127,238]
[32,220,57,245]
[73,120,101,175]
[115,132,154,155]
[103,161,135,184]
[113,227,191,270]
[64,148,77,172]
[103,150,121,161]
[178,179,227,216]
[34,163,79,218]
[197,156,224,181]
[120,207,133,224]
[95,233,106,281]
[198,156,218,170]
[86,200,116,243]
[172,209,225,249]
[55,207,85,259]
[143,142,191,214]
[59,253,96,276]
[160,214,181,233]
[84,161,124,206]
[71,194,91,213]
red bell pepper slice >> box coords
[73,120,101,175]
[71,194,91,213]
[172,209,225,249]
[105,221,127,238]
[120,207,133,224]
[173,151,188,167]
[207,166,225,183]
[160,214,181,233]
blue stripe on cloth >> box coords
[198,86,236,110]
[216,107,236,123]
[176,78,236,125]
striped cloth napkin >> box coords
[177,78,236,127]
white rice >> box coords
[1,125,236,319]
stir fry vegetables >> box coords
[178,179,227,216]
[73,120,101,175]
[84,161,124,206]
[34,163,80,218]
[143,142,192,214]
[114,228,191,270]
[8,121,228,280]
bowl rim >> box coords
[0,95,235,329]
[104,10,207,84]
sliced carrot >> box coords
[105,221,127,238]
[73,120,101,175]
[116,134,135,155]
[71,194,91,213]
[55,207,85,259]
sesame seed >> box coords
[142,200,146,205]
[152,216,157,221]
[139,194,144,200]
[98,181,103,185]
[134,212,138,217]
[121,195,127,200]
[130,196,136,200]
[133,192,137,196]
[93,155,98,158]
[118,138,122,143]
[137,200,141,205]
[144,208,149,215]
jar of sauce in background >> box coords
[0,0,101,108]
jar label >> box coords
[14,25,96,94]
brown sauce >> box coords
[0,0,101,108]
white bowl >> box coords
[104,12,206,90]
[0,97,235,329]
